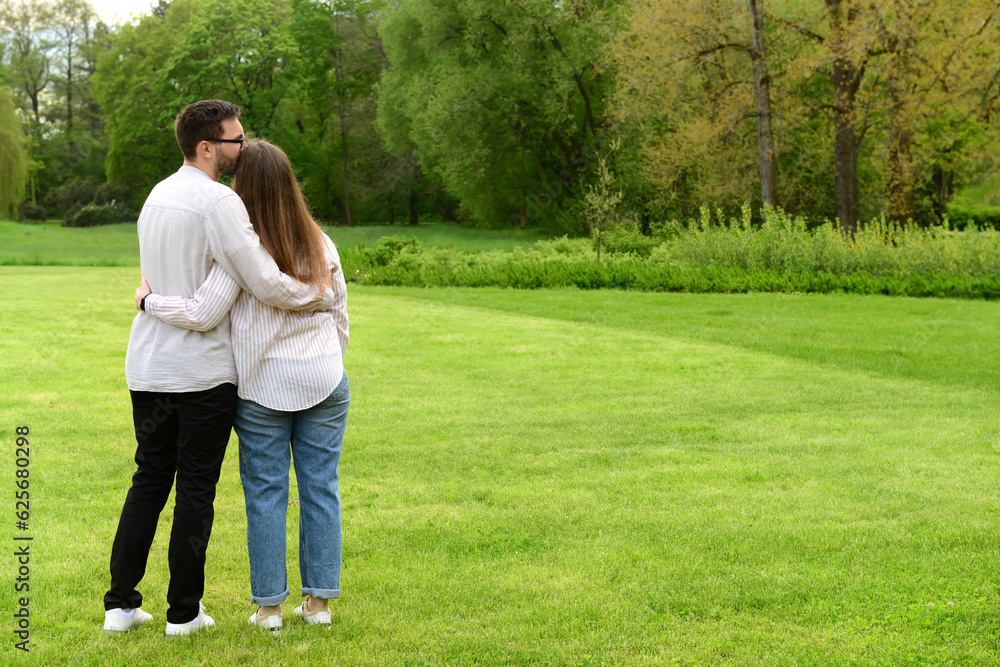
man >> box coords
[103,100,334,636]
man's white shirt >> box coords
[126,165,334,393]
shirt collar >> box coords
[178,164,214,180]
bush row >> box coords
[62,201,138,228]
[656,204,1000,280]
[946,203,1000,231]
[16,178,138,225]
[341,207,1000,299]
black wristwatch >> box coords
[140,294,148,311]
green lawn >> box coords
[1,267,998,664]
[0,221,141,266]
[0,221,548,268]
[950,175,1000,210]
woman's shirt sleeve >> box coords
[144,262,242,332]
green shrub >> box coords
[658,205,1000,280]
[94,181,135,208]
[945,204,1000,231]
[64,204,120,228]
[109,200,139,222]
[596,223,658,258]
[342,205,1000,299]
[534,235,592,258]
[369,235,425,266]
[64,203,85,225]
[18,201,47,222]
[45,177,101,217]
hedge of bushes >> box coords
[945,203,1000,231]
[18,201,47,221]
[18,177,139,226]
[62,202,138,228]
[340,206,1000,299]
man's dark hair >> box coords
[175,100,241,160]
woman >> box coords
[136,139,349,631]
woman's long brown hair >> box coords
[232,140,331,291]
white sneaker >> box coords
[165,602,215,636]
[104,607,153,633]
[293,600,331,626]
[248,608,283,632]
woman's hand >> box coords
[135,272,151,311]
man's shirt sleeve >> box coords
[204,193,335,311]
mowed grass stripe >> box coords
[1,268,997,665]
[382,286,1000,394]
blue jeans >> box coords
[234,372,349,606]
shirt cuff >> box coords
[144,294,162,317]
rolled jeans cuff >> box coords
[302,587,340,600]
[250,586,290,607]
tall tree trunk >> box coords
[748,0,779,208]
[827,0,860,234]
[931,162,953,221]
[66,40,74,163]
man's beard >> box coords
[218,152,239,176]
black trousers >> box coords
[105,383,238,624]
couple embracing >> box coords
[103,99,349,635]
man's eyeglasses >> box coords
[213,136,245,149]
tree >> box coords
[0,0,53,129]
[749,0,778,207]
[787,0,873,233]
[766,0,1000,229]
[610,0,1000,229]
[1,0,53,204]
[48,0,105,177]
[92,0,202,198]
[94,0,298,199]
[871,0,1000,223]
[609,0,786,220]
[0,83,29,218]
[737,0,885,232]
[94,0,409,223]
[583,139,623,262]
[377,0,616,230]
[285,0,396,225]
[2,0,107,209]
[164,0,298,138]
[50,0,91,156]
[875,0,918,223]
